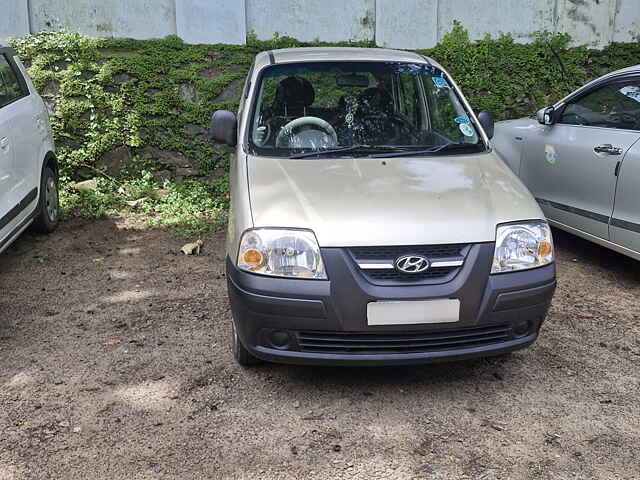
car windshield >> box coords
[248,61,485,157]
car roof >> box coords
[604,65,640,77]
[253,47,438,71]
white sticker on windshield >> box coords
[459,123,474,137]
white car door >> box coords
[0,56,17,242]
[0,52,34,245]
[10,56,44,213]
[0,119,14,242]
[520,78,640,240]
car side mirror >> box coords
[477,110,494,139]
[537,107,555,125]
[210,110,238,146]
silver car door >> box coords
[611,139,640,255]
[521,78,640,240]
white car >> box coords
[0,39,58,254]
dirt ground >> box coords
[1,217,639,480]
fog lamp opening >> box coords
[513,320,530,337]
[269,330,291,349]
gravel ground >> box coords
[1,218,639,480]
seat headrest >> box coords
[273,76,315,111]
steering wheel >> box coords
[275,116,338,148]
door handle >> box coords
[0,137,8,150]
[594,144,623,155]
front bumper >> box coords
[226,243,556,366]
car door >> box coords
[0,55,17,242]
[611,138,640,254]
[520,77,640,240]
[1,54,37,213]
[0,53,35,243]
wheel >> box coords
[231,320,261,366]
[31,166,59,234]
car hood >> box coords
[246,152,543,247]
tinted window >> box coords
[560,81,640,130]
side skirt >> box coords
[0,188,38,254]
[547,218,640,261]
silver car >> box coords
[494,66,640,261]
[210,47,556,366]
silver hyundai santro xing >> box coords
[210,47,556,366]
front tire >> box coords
[31,166,59,234]
[231,321,261,366]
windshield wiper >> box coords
[369,142,478,158]
[288,144,398,159]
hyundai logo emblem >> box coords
[395,254,430,274]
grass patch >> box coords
[61,172,229,236]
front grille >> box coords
[348,243,470,285]
[349,244,467,260]
[297,325,512,354]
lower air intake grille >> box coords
[365,266,457,281]
[297,325,512,354]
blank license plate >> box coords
[367,299,460,326]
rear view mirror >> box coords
[477,110,494,139]
[336,74,369,88]
[210,110,238,146]
[537,107,555,125]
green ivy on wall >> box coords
[8,26,640,234]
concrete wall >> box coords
[29,0,177,40]
[247,0,375,43]
[1,0,30,39]
[1,0,639,49]
[176,0,246,45]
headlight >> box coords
[237,229,327,279]
[491,221,554,274]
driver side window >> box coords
[0,55,24,108]
[559,81,640,131]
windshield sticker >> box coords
[545,144,557,165]
[454,116,470,124]
[459,123,474,137]
[432,76,449,88]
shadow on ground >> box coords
[0,219,638,479]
